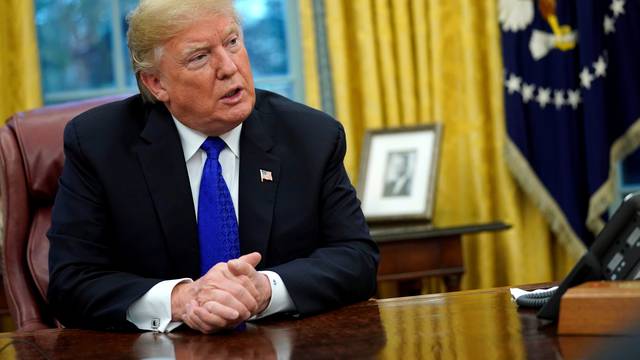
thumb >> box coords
[238,252,262,267]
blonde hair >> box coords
[126,0,239,103]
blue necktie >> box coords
[198,137,240,275]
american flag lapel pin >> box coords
[260,169,273,182]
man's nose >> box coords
[214,49,238,79]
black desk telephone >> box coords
[533,193,640,320]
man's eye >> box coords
[229,38,239,46]
[192,54,207,62]
[185,53,209,69]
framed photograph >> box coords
[358,124,443,223]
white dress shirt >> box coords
[126,118,295,332]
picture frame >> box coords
[357,124,443,223]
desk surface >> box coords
[0,287,629,359]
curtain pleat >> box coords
[299,0,322,110]
[0,0,42,121]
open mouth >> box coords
[222,87,241,99]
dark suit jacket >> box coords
[47,90,379,330]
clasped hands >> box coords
[171,252,271,333]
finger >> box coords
[192,304,237,330]
[185,309,221,334]
[228,259,256,277]
[221,270,261,300]
[201,262,255,295]
[208,262,230,276]
[216,279,258,314]
[200,262,232,283]
[183,301,223,333]
[187,300,241,333]
[202,300,241,321]
[226,262,262,303]
[197,288,255,318]
[227,263,269,298]
[193,302,246,330]
[237,252,261,267]
[197,271,259,313]
[208,262,256,292]
[222,275,259,311]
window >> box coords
[34,0,303,104]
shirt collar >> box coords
[172,116,242,161]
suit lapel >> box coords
[134,104,200,278]
[239,110,280,266]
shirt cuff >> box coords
[126,278,192,332]
[250,270,296,320]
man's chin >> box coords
[226,102,254,123]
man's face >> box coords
[142,14,255,135]
[387,154,409,179]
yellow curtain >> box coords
[300,0,578,289]
[0,0,42,121]
[299,0,322,110]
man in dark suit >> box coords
[382,151,415,197]
[47,0,378,334]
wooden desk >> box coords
[371,222,510,295]
[0,286,629,359]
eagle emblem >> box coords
[499,0,577,60]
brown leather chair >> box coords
[0,95,129,331]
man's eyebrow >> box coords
[224,23,241,38]
[176,23,241,59]
[180,43,210,57]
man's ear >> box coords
[139,71,169,102]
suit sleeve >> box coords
[267,123,379,315]
[47,119,161,330]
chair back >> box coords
[0,95,128,331]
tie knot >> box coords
[201,137,226,159]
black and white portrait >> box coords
[358,124,442,222]
[382,150,416,197]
